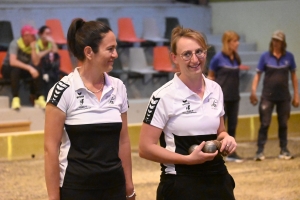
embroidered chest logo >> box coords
[209,98,218,110]
[109,94,116,104]
[285,60,289,65]
[182,99,196,114]
[75,91,91,110]
[143,96,160,124]
[80,99,84,106]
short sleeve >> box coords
[289,53,297,71]
[143,95,168,130]
[8,40,18,56]
[209,54,219,72]
[218,86,225,117]
[256,53,266,72]
[120,83,129,113]
[47,81,70,113]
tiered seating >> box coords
[0,21,14,51]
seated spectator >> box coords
[1,25,46,110]
[31,26,60,97]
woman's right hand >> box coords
[186,142,218,165]
[250,93,258,105]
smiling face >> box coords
[171,37,206,78]
[93,31,118,72]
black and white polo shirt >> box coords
[47,68,128,190]
[143,73,227,176]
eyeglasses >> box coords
[179,48,207,61]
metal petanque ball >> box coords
[188,145,198,154]
[188,141,218,154]
[202,141,217,153]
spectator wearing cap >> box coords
[1,25,46,110]
[250,30,299,161]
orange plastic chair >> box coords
[45,19,67,45]
[58,49,73,75]
[118,18,145,43]
[153,46,177,72]
[0,52,7,79]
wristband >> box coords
[126,190,136,199]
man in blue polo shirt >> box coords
[250,30,299,161]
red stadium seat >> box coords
[45,19,67,45]
[58,49,73,75]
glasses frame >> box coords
[179,49,207,61]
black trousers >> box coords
[157,173,235,200]
[60,184,126,200]
[257,98,291,152]
[2,64,43,98]
[224,100,239,138]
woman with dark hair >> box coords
[139,26,236,200]
[31,25,59,96]
[44,18,135,200]
[208,31,243,163]
[250,30,299,161]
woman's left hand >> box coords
[126,188,136,200]
[220,136,237,156]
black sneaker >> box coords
[225,152,243,163]
[278,149,293,160]
[254,152,265,161]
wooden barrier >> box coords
[0,112,299,161]
[0,120,31,133]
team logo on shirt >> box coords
[76,93,91,110]
[209,98,218,110]
[143,96,160,124]
[182,103,196,114]
[181,99,196,114]
[109,94,116,104]
[76,91,84,99]
[182,99,189,105]
[48,81,69,106]
[285,60,289,65]
[80,99,84,106]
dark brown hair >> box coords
[67,18,112,61]
[38,25,50,35]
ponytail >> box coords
[67,18,111,61]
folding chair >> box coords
[58,49,73,76]
[153,46,177,80]
[164,17,180,45]
[45,19,67,45]
[142,18,169,45]
[128,47,159,84]
[0,21,14,51]
[96,18,111,28]
[109,56,128,82]
[117,18,145,43]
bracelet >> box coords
[126,190,136,199]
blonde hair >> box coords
[170,26,208,54]
[221,31,241,65]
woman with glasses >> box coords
[139,26,236,200]
[208,31,243,163]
